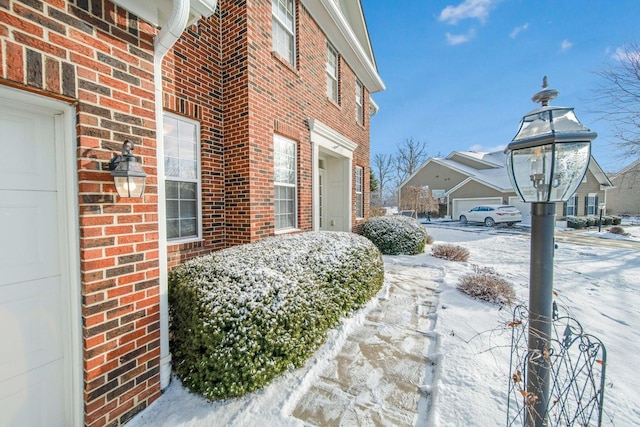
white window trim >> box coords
[355,79,363,124]
[274,134,298,232]
[272,0,296,66]
[327,42,338,102]
[355,166,364,219]
[163,112,202,243]
[586,193,597,215]
[566,195,577,216]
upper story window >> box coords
[355,79,364,124]
[355,166,364,219]
[164,113,201,242]
[326,42,339,103]
[274,134,298,231]
[272,0,295,66]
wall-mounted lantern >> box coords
[109,140,147,198]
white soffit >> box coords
[110,0,217,27]
[301,0,385,93]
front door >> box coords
[0,92,72,426]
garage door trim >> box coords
[0,85,81,426]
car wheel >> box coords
[460,215,467,224]
[507,222,515,227]
[484,217,495,227]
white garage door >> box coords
[452,197,502,221]
[509,197,531,225]
[0,94,72,426]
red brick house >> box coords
[0,0,383,426]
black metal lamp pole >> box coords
[527,202,555,426]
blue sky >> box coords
[362,0,640,173]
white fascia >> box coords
[308,118,357,156]
[300,0,385,93]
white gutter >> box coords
[155,0,191,390]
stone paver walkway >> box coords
[291,264,441,426]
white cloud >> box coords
[509,23,529,39]
[446,29,476,45]
[439,0,500,25]
[611,46,640,63]
[560,39,573,51]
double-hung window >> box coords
[272,0,295,66]
[355,79,363,124]
[326,42,338,102]
[274,135,297,230]
[564,195,578,216]
[164,113,201,241]
[586,194,597,215]
[355,166,364,219]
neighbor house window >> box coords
[564,195,578,216]
[272,0,295,65]
[355,166,364,218]
[585,193,597,215]
[326,42,338,102]
[355,79,363,124]
[274,135,297,230]
[164,113,201,241]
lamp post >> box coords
[505,77,596,427]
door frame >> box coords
[0,84,82,426]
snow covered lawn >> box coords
[129,226,640,426]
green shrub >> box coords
[602,216,613,226]
[457,265,515,306]
[585,216,598,227]
[361,215,428,255]
[431,243,470,262]
[566,216,587,229]
[612,216,622,225]
[168,232,384,400]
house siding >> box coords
[401,161,467,197]
[563,169,606,217]
[606,163,640,216]
[1,0,161,425]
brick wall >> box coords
[162,12,226,267]
[1,1,161,425]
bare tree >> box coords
[395,138,429,183]
[371,153,394,205]
[400,186,439,219]
[591,43,640,162]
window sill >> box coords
[167,237,204,249]
[327,97,341,110]
[274,227,301,235]
[271,51,299,76]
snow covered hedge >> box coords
[361,215,428,255]
[168,232,384,399]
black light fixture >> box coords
[109,139,147,198]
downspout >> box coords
[155,0,191,390]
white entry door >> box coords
[0,93,74,426]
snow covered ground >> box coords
[129,224,640,427]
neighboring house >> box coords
[400,151,613,224]
[606,159,640,216]
[0,1,383,426]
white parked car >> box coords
[459,205,522,227]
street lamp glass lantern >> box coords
[506,102,596,203]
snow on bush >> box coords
[168,231,384,400]
[361,215,428,255]
[457,265,515,306]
